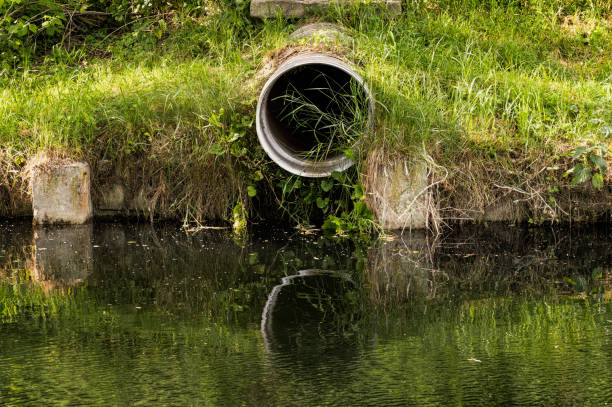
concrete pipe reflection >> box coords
[261,269,362,356]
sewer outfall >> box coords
[256,52,374,177]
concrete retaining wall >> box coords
[251,0,401,18]
[32,162,92,225]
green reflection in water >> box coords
[0,221,610,406]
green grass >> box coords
[348,4,611,151]
[0,1,610,224]
[272,74,370,160]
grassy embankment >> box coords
[0,1,610,228]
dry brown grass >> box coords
[432,147,612,225]
[0,149,33,217]
[87,131,245,221]
[362,144,611,232]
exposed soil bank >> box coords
[2,150,610,229]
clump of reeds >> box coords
[273,70,370,161]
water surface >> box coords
[1,221,610,406]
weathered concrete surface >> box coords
[97,183,126,216]
[32,162,92,224]
[131,187,151,213]
[95,183,159,218]
[31,225,93,291]
[251,0,401,18]
[480,197,528,223]
[365,157,435,230]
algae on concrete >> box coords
[32,163,93,225]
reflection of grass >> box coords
[273,72,369,161]
[2,275,610,405]
[0,223,611,405]
[0,283,75,324]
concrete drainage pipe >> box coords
[256,53,374,178]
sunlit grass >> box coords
[0,2,610,221]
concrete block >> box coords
[32,225,93,290]
[97,183,126,215]
[480,197,528,223]
[251,0,401,18]
[366,158,433,230]
[32,162,93,224]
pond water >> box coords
[0,220,611,406]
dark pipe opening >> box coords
[256,54,373,177]
[266,64,369,159]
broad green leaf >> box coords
[564,277,576,286]
[353,201,372,219]
[351,184,365,200]
[293,178,301,190]
[322,217,339,233]
[589,153,607,173]
[599,126,612,137]
[247,185,257,197]
[232,202,243,216]
[321,179,333,192]
[303,190,314,204]
[343,149,355,160]
[208,143,225,156]
[592,267,603,280]
[316,197,329,209]
[572,163,591,185]
[572,146,588,158]
[591,173,604,188]
[230,143,246,157]
[331,171,345,183]
[226,132,242,143]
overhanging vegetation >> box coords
[0,0,610,229]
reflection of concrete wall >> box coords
[366,233,445,306]
[32,225,93,290]
[97,225,126,249]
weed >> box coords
[272,71,370,161]
[563,144,608,188]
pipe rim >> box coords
[256,53,374,178]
